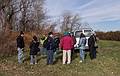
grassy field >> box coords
[0,40,120,76]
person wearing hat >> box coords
[29,35,40,64]
[16,31,25,64]
[45,32,55,65]
[60,32,73,64]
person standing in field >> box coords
[53,35,60,61]
[60,32,73,64]
[79,33,86,63]
[44,32,55,65]
[69,32,76,60]
[29,36,40,64]
[16,31,25,64]
[40,35,47,56]
[88,33,98,60]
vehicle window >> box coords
[84,30,92,37]
[75,31,82,37]
[84,30,92,33]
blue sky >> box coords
[45,0,120,31]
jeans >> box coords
[80,49,85,61]
[41,47,47,55]
[53,51,57,61]
[18,48,24,63]
[30,55,37,64]
[53,48,59,61]
[63,50,71,64]
[47,50,54,64]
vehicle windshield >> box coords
[84,30,92,37]
[75,31,82,37]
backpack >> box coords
[81,38,86,46]
[83,38,86,46]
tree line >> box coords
[96,31,120,41]
[0,0,85,56]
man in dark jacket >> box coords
[16,31,25,63]
[88,34,97,60]
[45,32,55,65]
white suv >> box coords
[73,28,94,50]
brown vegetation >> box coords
[0,31,33,56]
[96,31,120,41]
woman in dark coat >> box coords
[29,36,40,64]
[88,34,97,60]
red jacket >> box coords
[60,36,73,50]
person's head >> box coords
[33,35,38,41]
[20,31,24,37]
[48,32,54,37]
[80,33,85,38]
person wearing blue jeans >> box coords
[40,36,47,55]
[47,50,54,64]
[29,36,40,64]
[40,47,47,55]
[30,55,37,64]
[16,31,25,64]
[45,32,55,65]
[80,48,85,62]
[79,33,86,63]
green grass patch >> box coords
[0,40,120,76]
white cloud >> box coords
[76,0,120,23]
[76,0,97,10]
[46,0,120,31]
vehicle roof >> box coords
[72,28,93,32]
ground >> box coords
[0,40,120,76]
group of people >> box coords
[16,31,98,65]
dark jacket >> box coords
[54,37,60,49]
[16,35,25,48]
[29,40,40,55]
[45,36,55,50]
[88,35,96,48]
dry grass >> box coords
[0,31,33,56]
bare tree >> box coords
[0,0,12,32]
[0,0,23,32]
[15,0,46,32]
[60,11,82,33]
[0,0,46,32]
